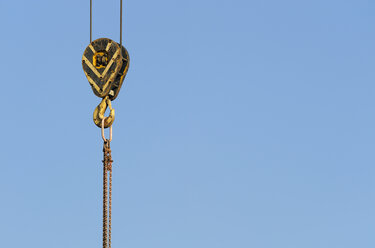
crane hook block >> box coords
[82,38,129,99]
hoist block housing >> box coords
[82,38,123,98]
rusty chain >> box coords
[103,140,113,248]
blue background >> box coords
[0,0,374,247]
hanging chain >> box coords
[103,140,113,248]
[109,167,112,248]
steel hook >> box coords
[93,96,115,128]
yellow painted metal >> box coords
[82,38,123,98]
[93,51,108,69]
[93,96,115,128]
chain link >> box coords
[109,169,112,248]
[103,140,113,248]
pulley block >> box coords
[83,0,130,130]
[82,38,124,98]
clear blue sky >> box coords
[0,0,374,247]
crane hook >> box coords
[93,96,115,128]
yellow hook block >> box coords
[93,96,115,128]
